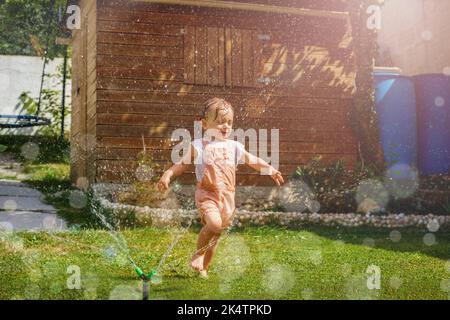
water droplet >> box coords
[262,264,295,297]
[389,276,403,290]
[20,142,40,161]
[389,230,402,242]
[445,260,450,273]
[427,219,440,233]
[309,250,323,265]
[442,67,450,76]
[301,288,314,300]
[423,233,436,246]
[103,246,117,260]
[76,177,89,190]
[135,165,154,182]
[384,164,419,199]
[24,283,41,300]
[3,199,17,212]
[363,238,375,247]
[421,30,433,41]
[435,96,445,107]
[69,190,87,209]
[440,279,450,292]
[109,284,141,300]
[356,179,389,212]
[42,216,58,231]
[151,274,163,285]
[0,221,14,234]
[341,263,352,275]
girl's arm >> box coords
[157,144,196,191]
[243,150,285,186]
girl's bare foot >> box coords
[199,270,209,279]
[191,253,205,272]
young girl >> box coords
[157,98,284,277]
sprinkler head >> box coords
[134,267,148,281]
[147,270,157,280]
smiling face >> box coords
[203,107,234,141]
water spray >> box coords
[90,194,160,300]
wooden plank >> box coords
[87,66,97,86]
[55,37,72,45]
[252,30,264,88]
[207,27,220,86]
[97,55,182,69]
[83,0,96,14]
[96,88,353,104]
[231,28,243,86]
[242,29,254,87]
[195,26,207,85]
[98,137,174,149]
[87,116,97,134]
[87,103,97,121]
[95,78,354,101]
[218,28,225,86]
[97,19,184,36]
[97,7,324,31]
[225,28,233,86]
[78,6,88,179]
[97,43,182,58]
[93,102,347,122]
[87,87,96,106]
[96,113,202,127]
[95,158,356,185]
[86,51,97,78]
[95,133,357,151]
[95,111,349,129]
[97,31,181,47]
[128,0,350,20]
[95,123,357,142]
[94,161,355,180]
[97,67,183,81]
[280,48,352,65]
[97,101,175,114]
[95,98,348,116]
[183,26,196,84]
[95,145,356,162]
[96,135,356,153]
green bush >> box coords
[291,156,378,213]
[0,135,69,164]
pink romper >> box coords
[193,139,245,230]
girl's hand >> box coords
[157,173,171,192]
[270,169,285,186]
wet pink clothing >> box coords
[193,139,244,229]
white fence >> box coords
[0,55,71,135]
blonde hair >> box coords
[201,98,234,122]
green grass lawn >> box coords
[1,225,449,300]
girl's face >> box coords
[203,108,234,141]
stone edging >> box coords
[97,197,450,230]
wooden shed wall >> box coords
[72,0,359,186]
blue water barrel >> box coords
[414,74,450,175]
[373,70,418,170]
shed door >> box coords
[184,26,266,88]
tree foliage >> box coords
[0,0,66,58]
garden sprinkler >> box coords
[129,258,157,300]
